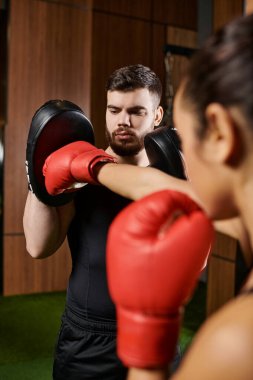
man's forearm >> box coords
[23,191,74,258]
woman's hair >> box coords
[182,13,253,136]
[106,64,162,107]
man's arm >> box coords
[23,141,115,259]
[23,191,75,259]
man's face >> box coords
[105,88,161,156]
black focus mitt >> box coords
[26,99,94,206]
[144,125,186,180]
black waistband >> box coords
[64,306,117,334]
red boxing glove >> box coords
[43,141,116,195]
[106,190,214,368]
[70,149,117,183]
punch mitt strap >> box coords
[144,126,186,179]
[26,99,95,206]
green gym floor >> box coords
[0,282,206,379]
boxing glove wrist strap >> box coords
[70,150,117,185]
[89,155,117,184]
[117,306,182,368]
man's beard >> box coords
[105,126,145,156]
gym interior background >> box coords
[0,0,252,378]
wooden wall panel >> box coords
[90,12,152,148]
[213,0,244,30]
[166,26,197,93]
[51,0,92,6]
[0,6,7,124]
[207,232,239,315]
[207,255,236,315]
[4,236,71,295]
[166,26,197,49]
[4,0,92,295]
[211,231,238,261]
[6,0,92,233]
[151,23,167,109]
[93,0,152,19]
[153,0,197,29]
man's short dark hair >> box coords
[106,64,162,106]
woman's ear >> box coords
[205,103,242,166]
[154,106,164,126]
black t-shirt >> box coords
[66,185,130,320]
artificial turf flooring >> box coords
[0,292,65,379]
[0,282,206,379]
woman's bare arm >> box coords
[126,292,253,380]
[127,368,168,380]
[98,163,252,260]
[97,163,196,201]
[171,293,253,380]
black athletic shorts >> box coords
[53,306,128,380]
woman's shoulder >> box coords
[175,293,253,380]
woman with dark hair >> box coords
[117,13,253,380]
[110,13,253,380]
